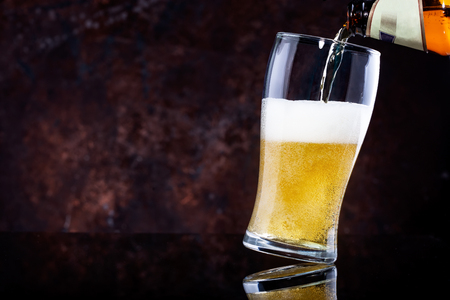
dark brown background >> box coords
[1,0,449,237]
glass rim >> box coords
[277,32,381,56]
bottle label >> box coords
[367,0,427,51]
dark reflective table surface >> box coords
[0,233,448,299]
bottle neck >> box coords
[347,0,376,37]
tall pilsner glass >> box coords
[243,33,380,263]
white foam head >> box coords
[261,98,373,145]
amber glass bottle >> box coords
[347,0,450,55]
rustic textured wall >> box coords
[1,0,449,236]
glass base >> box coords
[243,263,337,295]
[243,230,336,263]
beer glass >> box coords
[243,263,337,299]
[243,33,380,263]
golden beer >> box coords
[248,140,357,249]
[246,98,372,253]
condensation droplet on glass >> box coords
[319,39,325,49]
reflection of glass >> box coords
[243,264,337,300]
[243,33,380,263]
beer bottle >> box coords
[346,0,450,55]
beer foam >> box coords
[261,98,373,144]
